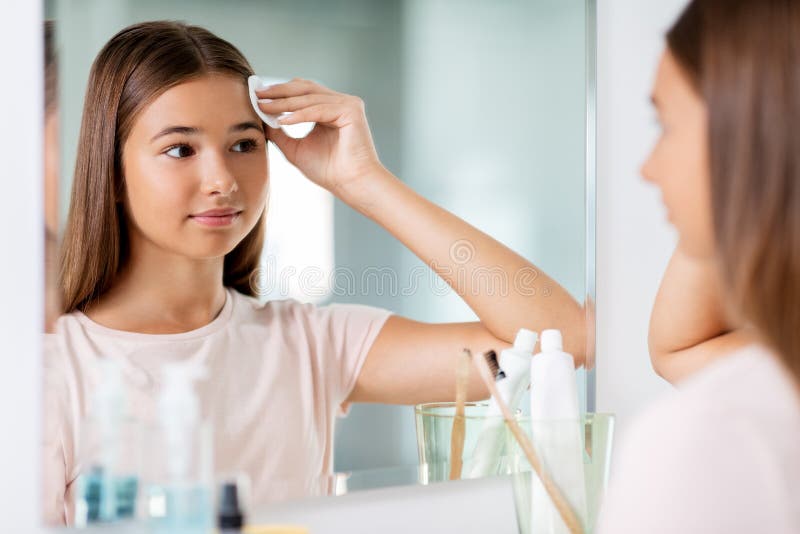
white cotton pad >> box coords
[248,74,283,129]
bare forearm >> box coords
[651,329,755,383]
[649,248,750,382]
[341,167,587,361]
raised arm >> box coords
[648,247,754,384]
[259,79,586,403]
[342,170,586,403]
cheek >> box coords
[123,152,195,229]
[647,130,716,257]
[643,136,683,211]
[234,154,270,206]
[676,119,715,255]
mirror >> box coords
[43,0,595,526]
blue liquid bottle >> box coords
[74,359,141,527]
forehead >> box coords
[132,73,258,132]
[653,50,698,108]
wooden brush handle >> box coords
[449,349,471,480]
[472,351,585,534]
[449,414,466,480]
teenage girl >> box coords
[598,1,800,531]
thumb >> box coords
[266,125,299,160]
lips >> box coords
[191,208,241,217]
[189,207,243,227]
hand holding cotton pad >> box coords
[248,75,283,129]
[248,75,316,138]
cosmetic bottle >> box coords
[466,328,538,478]
[146,363,213,534]
[529,329,587,533]
[74,359,140,526]
[218,480,245,533]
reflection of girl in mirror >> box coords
[44,21,586,525]
[44,20,60,333]
[598,1,800,532]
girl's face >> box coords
[641,50,714,259]
[120,74,268,261]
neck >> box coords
[84,232,229,334]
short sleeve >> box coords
[303,302,392,414]
[596,397,792,534]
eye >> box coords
[232,138,260,153]
[165,144,195,159]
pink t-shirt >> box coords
[597,344,800,533]
[42,288,392,526]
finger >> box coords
[257,93,342,114]
[277,104,356,128]
[254,77,336,98]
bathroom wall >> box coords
[595,0,688,441]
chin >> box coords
[183,236,246,260]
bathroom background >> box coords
[48,0,591,473]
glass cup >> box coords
[414,403,614,534]
[415,402,522,483]
[509,414,615,534]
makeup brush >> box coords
[471,349,584,534]
[449,348,471,480]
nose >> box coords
[200,150,238,196]
[640,153,656,185]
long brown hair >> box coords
[44,20,57,115]
[667,0,800,381]
[60,21,265,313]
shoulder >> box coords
[231,290,392,331]
[599,345,800,533]
[672,344,800,424]
[637,344,800,474]
[618,345,800,437]
[229,292,319,331]
[44,313,85,376]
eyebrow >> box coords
[149,121,263,143]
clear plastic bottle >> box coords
[144,363,213,534]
